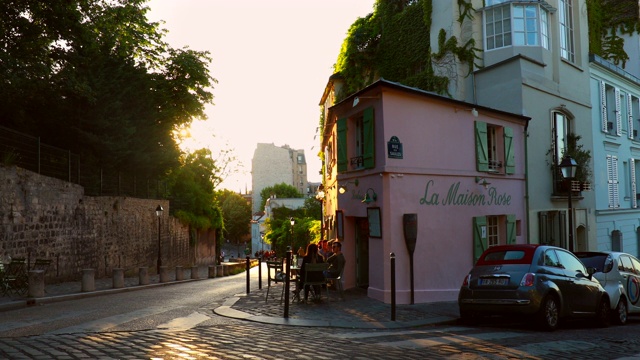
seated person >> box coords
[297,243,325,301]
[324,241,345,278]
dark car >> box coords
[458,244,610,331]
[575,251,640,325]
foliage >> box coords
[258,183,303,211]
[547,133,593,184]
[0,0,216,180]
[262,204,321,257]
[333,0,479,101]
[587,0,640,67]
[166,149,223,230]
[215,189,251,246]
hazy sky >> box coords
[146,0,376,192]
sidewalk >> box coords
[0,266,461,329]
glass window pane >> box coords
[525,6,536,18]
[504,33,511,46]
[487,24,494,36]
[527,33,537,45]
[514,6,523,17]
[514,33,525,45]
[504,19,511,32]
[526,19,537,32]
[496,34,503,47]
[514,18,524,31]
[496,22,503,33]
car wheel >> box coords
[613,299,628,325]
[537,295,559,331]
[596,297,611,328]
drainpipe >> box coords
[524,120,531,244]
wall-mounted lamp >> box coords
[475,177,491,189]
[455,107,479,118]
[315,184,325,201]
[362,188,378,204]
[339,179,359,194]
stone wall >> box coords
[0,165,210,282]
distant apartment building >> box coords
[251,143,309,213]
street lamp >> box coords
[559,155,577,252]
[315,185,325,243]
[289,217,295,250]
[156,205,163,273]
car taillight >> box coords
[462,274,471,287]
[520,273,535,287]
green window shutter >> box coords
[473,216,487,263]
[506,214,516,244]
[475,121,489,172]
[363,107,375,169]
[504,127,515,174]
[337,117,347,173]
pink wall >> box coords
[331,82,528,304]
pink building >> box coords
[319,79,529,304]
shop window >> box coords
[337,107,375,173]
[475,121,514,174]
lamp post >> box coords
[559,155,577,252]
[155,205,163,273]
[289,217,295,250]
[315,186,325,243]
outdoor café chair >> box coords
[325,266,345,301]
[301,263,329,302]
[265,260,286,303]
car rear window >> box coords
[575,253,608,272]
[477,249,533,265]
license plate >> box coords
[480,278,508,286]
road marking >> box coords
[157,312,211,331]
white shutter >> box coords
[632,158,637,208]
[629,93,634,139]
[607,155,620,208]
[615,88,622,136]
[601,81,608,132]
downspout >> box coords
[524,120,530,244]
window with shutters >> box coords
[632,95,640,140]
[538,211,567,248]
[607,155,620,208]
[473,215,517,262]
[600,81,620,135]
[337,107,375,173]
[475,121,514,174]
[632,158,640,208]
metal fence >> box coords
[0,125,167,198]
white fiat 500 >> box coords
[575,251,640,325]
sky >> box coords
[146,0,376,192]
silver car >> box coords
[575,251,640,325]
[459,244,610,331]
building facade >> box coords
[320,79,529,304]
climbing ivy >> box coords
[333,0,479,102]
[587,0,640,67]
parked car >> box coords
[574,251,640,325]
[458,244,610,331]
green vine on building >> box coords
[587,0,640,67]
[333,0,480,102]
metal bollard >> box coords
[390,252,396,321]
[246,256,250,294]
[82,268,95,292]
[258,258,262,289]
[112,268,124,288]
[159,266,169,283]
[284,250,292,318]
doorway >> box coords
[355,217,369,288]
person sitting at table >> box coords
[324,241,345,280]
[296,243,325,302]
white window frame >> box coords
[631,158,637,208]
[487,216,500,247]
[559,0,575,62]
[483,2,549,51]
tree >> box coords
[259,183,302,210]
[0,0,216,179]
[215,189,251,255]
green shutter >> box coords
[475,121,489,172]
[506,214,516,244]
[473,216,487,263]
[504,127,515,174]
[363,107,375,169]
[337,117,347,173]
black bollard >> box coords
[258,257,262,289]
[246,256,250,294]
[390,252,396,321]
[284,250,292,318]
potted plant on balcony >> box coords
[547,133,593,193]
